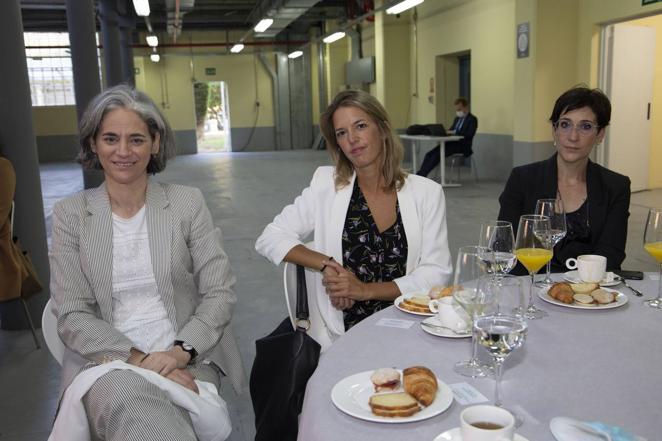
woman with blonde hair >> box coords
[256,90,452,347]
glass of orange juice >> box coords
[644,208,662,309]
[515,215,552,319]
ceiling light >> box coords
[386,0,424,15]
[254,18,274,33]
[132,0,150,17]
[231,44,245,53]
[323,32,345,44]
[150,53,160,62]
[146,34,158,47]
[288,50,303,59]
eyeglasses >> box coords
[553,119,600,136]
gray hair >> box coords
[77,84,175,174]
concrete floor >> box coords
[1,150,660,441]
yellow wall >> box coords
[628,14,662,189]
[382,13,411,129]
[413,0,515,135]
[32,106,77,135]
[513,0,537,142]
[325,33,350,100]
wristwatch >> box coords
[174,340,197,363]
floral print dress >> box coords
[341,180,408,330]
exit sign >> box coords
[205,67,216,75]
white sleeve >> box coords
[393,182,453,294]
[255,168,321,265]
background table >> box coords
[399,134,463,187]
[298,274,662,440]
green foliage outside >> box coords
[193,82,209,125]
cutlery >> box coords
[421,321,470,336]
[621,280,644,297]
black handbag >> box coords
[250,265,321,441]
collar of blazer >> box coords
[82,180,177,328]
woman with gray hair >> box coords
[256,90,452,348]
[49,85,244,441]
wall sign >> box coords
[517,22,530,59]
[205,67,216,75]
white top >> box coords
[255,166,452,349]
[111,206,175,352]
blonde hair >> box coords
[320,90,406,191]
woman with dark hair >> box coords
[49,85,244,440]
[256,90,452,346]
[498,86,631,274]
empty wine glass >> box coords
[515,214,551,319]
[644,208,662,308]
[491,274,525,317]
[478,221,516,284]
[452,246,496,378]
[534,199,567,287]
[474,313,528,427]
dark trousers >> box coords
[416,141,466,177]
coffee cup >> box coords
[429,296,469,331]
[565,255,607,283]
[460,405,515,441]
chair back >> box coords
[41,299,65,365]
[283,252,330,350]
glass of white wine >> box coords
[534,199,566,287]
[515,214,551,319]
[474,314,528,427]
[478,220,516,284]
[644,208,662,308]
[452,246,496,378]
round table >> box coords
[298,275,662,440]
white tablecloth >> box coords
[298,274,662,440]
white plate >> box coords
[538,287,628,310]
[562,270,622,287]
[394,294,434,317]
[433,427,530,441]
[330,369,453,423]
[421,317,470,339]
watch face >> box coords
[182,343,193,351]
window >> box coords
[24,32,100,107]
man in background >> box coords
[416,97,478,177]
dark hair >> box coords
[454,97,469,107]
[77,84,175,174]
[320,89,406,191]
[549,85,611,128]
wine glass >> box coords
[478,221,516,283]
[644,208,662,308]
[514,214,551,319]
[452,246,496,378]
[474,313,528,427]
[491,274,525,317]
[534,199,567,287]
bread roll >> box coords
[591,288,615,304]
[370,368,401,392]
[428,285,456,299]
[570,282,599,293]
[403,366,438,406]
[548,282,574,304]
[573,293,595,305]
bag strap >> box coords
[295,265,311,330]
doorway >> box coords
[435,51,471,126]
[193,81,231,152]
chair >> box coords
[447,153,478,184]
[41,298,64,365]
[282,248,330,350]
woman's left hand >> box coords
[322,260,370,301]
[140,348,190,376]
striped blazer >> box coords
[49,180,246,394]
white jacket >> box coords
[255,166,452,347]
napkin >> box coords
[550,417,647,441]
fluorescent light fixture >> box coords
[254,18,274,33]
[322,32,345,44]
[132,0,150,17]
[386,0,424,15]
[146,34,158,47]
[230,43,245,53]
[150,53,160,62]
[288,50,303,59]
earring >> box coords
[553,141,557,147]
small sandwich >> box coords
[370,368,401,393]
[400,296,431,313]
[428,285,455,299]
[570,282,599,294]
[369,392,420,417]
[591,288,615,304]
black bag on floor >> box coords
[250,265,321,441]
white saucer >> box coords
[433,427,529,441]
[563,270,622,287]
[421,317,470,338]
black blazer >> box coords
[498,154,631,275]
[450,112,478,154]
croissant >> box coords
[403,366,438,406]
